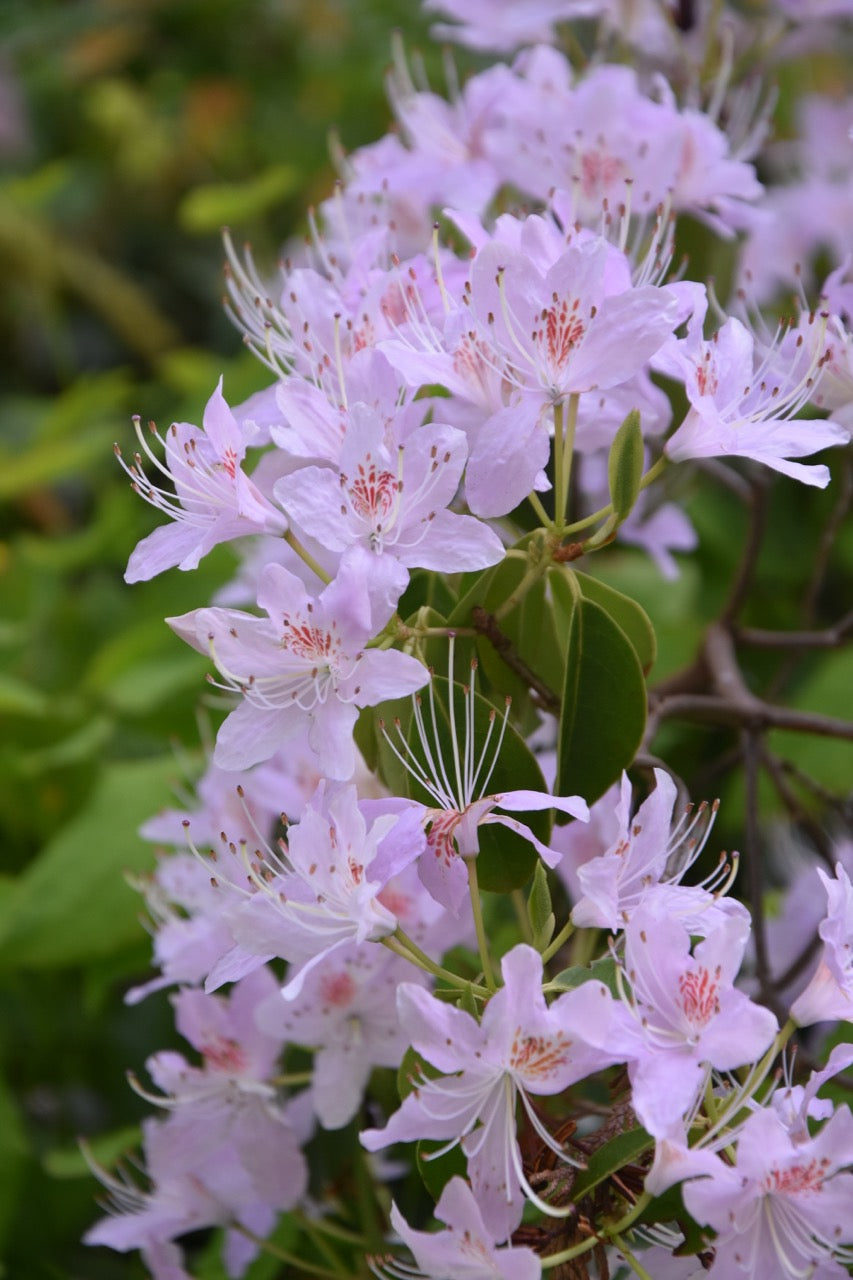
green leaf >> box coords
[553,956,619,998]
[0,1076,28,1252]
[44,1126,140,1180]
[567,570,657,675]
[416,1137,468,1201]
[0,756,179,969]
[607,409,644,520]
[178,165,300,232]
[0,674,50,718]
[555,595,646,805]
[569,1127,652,1201]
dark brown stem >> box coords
[471,606,562,714]
[734,611,853,649]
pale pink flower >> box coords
[684,1106,853,1279]
[274,406,504,578]
[791,863,853,1026]
[119,378,286,582]
[377,1177,541,1280]
[361,944,619,1240]
[168,555,427,778]
[605,905,778,1137]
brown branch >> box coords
[649,693,853,740]
[470,606,561,714]
[734,611,853,649]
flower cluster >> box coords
[90,1,853,1277]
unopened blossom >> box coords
[683,1106,853,1279]
[605,904,778,1137]
[119,378,287,583]
[377,1177,541,1280]
[362,944,619,1240]
[168,555,427,777]
[791,863,853,1026]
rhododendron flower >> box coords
[656,307,850,486]
[376,1177,541,1280]
[571,769,742,934]
[255,942,426,1129]
[683,1106,853,1278]
[205,781,425,997]
[381,651,588,913]
[274,407,504,580]
[168,555,427,777]
[791,863,853,1026]
[119,378,287,583]
[605,904,778,1137]
[361,944,619,1240]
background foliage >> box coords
[0,2,850,1277]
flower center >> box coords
[510,1028,572,1080]
[678,966,720,1027]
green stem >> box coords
[611,1234,653,1280]
[284,529,332,583]
[467,856,496,991]
[540,915,575,965]
[270,1070,314,1087]
[294,1213,367,1248]
[492,544,551,622]
[299,1217,349,1276]
[558,393,579,530]
[560,454,669,536]
[542,1193,652,1269]
[528,491,554,528]
[383,931,489,997]
[232,1223,341,1278]
[553,399,566,530]
[512,888,535,945]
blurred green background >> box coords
[0,2,438,1274]
[0,2,851,1277]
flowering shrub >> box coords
[87,1,853,1277]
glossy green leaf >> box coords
[556,595,646,805]
[566,570,657,674]
[527,862,554,948]
[607,408,643,520]
[416,1137,468,1201]
[0,756,179,969]
[569,1127,652,1201]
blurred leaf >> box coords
[0,674,50,717]
[85,615,209,714]
[769,646,853,793]
[569,1127,652,1202]
[45,1126,141,1180]
[555,594,646,805]
[178,165,300,232]
[14,716,113,776]
[0,1075,28,1253]
[0,756,177,969]
[553,957,619,998]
